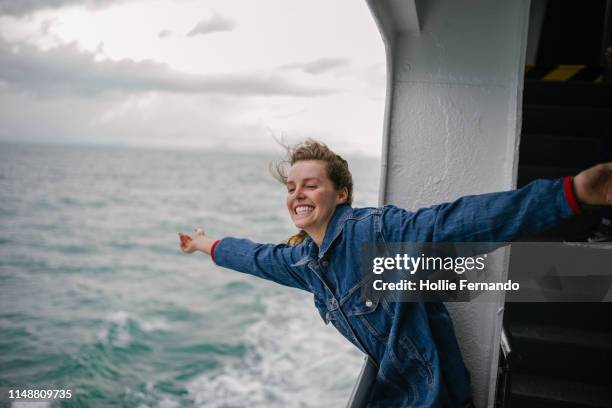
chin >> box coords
[293,221,308,230]
[292,217,311,230]
[291,213,311,228]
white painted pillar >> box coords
[366,1,531,406]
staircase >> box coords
[499,76,612,407]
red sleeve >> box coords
[210,240,220,263]
[563,176,582,215]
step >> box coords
[506,323,612,385]
[522,106,612,137]
[511,374,612,408]
[511,323,612,351]
[518,133,610,168]
[523,80,612,108]
[504,303,612,334]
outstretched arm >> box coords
[178,229,312,292]
[382,163,612,243]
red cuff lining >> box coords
[210,240,220,263]
[563,176,582,215]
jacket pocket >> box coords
[342,279,392,342]
[390,333,434,388]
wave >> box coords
[185,290,362,407]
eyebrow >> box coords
[286,177,321,185]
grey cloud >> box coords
[0,90,268,148]
[186,13,235,37]
[281,57,350,75]
[40,19,54,35]
[0,40,335,98]
[0,0,127,17]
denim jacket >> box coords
[213,177,578,407]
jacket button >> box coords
[365,299,373,307]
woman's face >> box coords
[286,160,347,243]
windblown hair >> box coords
[272,139,353,245]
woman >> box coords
[178,140,612,407]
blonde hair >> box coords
[272,139,353,245]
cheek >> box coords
[316,192,337,211]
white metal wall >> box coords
[366,0,531,406]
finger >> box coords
[195,228,204,236]
[179,234,190,247]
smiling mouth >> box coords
[295,205,314,215]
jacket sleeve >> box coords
[381,178,578,243]
[212,237,312,292]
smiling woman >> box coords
[276,141,353,246]
[286,161,346,245]
[179,139,612,407]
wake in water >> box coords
[186,291,362,408]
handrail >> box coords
[345,356,377,408]
[495,327,518,408]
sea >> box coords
[0,141,381,408]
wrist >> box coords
[563,176,582,214]
[199,236,217,255]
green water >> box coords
[0,142,379,407]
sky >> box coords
[0,0,386,156]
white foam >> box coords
[109,311,130,325]
[158,397,180,408]
[96,310,170,347]
[186,290,363,407]
[11,402,51,408]
[140,318,171,332]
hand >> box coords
[573,163,612,206]
[178,228,206,254]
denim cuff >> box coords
[563,176,582,215]
[210,239,220,263]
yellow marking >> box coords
[542,65,584,81]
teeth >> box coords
[296,206,314,215]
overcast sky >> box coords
[0,0,386,155]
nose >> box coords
[294,185,306,199]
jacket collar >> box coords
[316,203,353,259]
